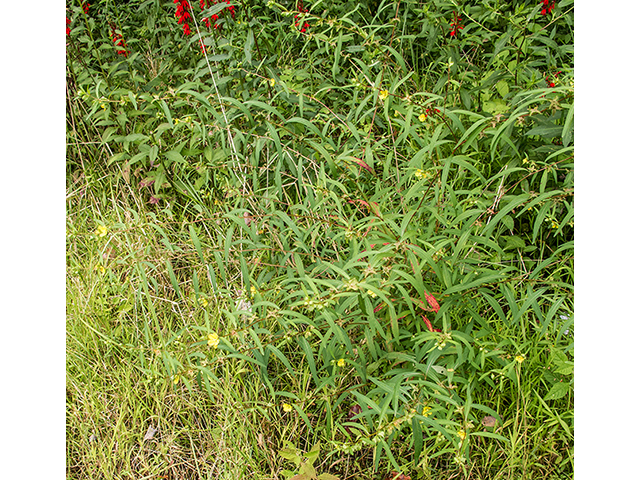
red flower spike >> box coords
[174,0,193,35]
[294,0,310,32]
[66,17,71,36]
[449,12,463,37]
[539,0,556,16]
[110,28,130,57]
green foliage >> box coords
[67,0,573,478]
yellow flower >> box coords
[414,169,427,179]
[94,225,108,237]
[366,290,377,298]
[457,430,466,440]
[207,332,220,348]
[337,358,345,367]
[199,297,209,308]
[379,89,389,101]
[419,113,427,122]
[94,265,105,274]
[282,403,293,412]
[515,355,525,364]
[422,406,432,416]
[250,285,257,296]
[269,78,276,87]
[173,375,180,384]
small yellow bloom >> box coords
[337,358,345,367]
[515,355,525,364]
[94,265,106,274]
[422,406,432,416]
[457,430,466,440]
[269,78,276,87]
[208,332,220,348]
[250,285,257,296]
[95,225,108,237]
[282,403,293,412]
[173,375,180,384]
[414,169,427,179]
[199,297,209,308]
[419,113,427,122]
[379,89,389,101]
[366,290,377,298]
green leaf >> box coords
[317,474,340,480]
[495,80,509,98]
[107,152,128,166]
[412,416,423,465]
[189,225,204,263]
[149,145,158,166]
[469,431,510,443]
[554,362,574,376]
[164,149,186,164]
[525,125,563,137]
[303,443,321,465]
[279,441,301,465]
[562,102,574,147]
[244,28,254,66]
[300,460,316,479]
[166,260,182,299]
[544,381,571,401]
[503,235,525,250]
[501,214,514,230]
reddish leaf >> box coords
[354,159,374,174]
[424,292,440,312]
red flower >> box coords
[199,0,236,31]
[108,23,130,57]
[545,71,559,87]
[82,2,90,14]
[540,0,556,15]
[449,12,463,37]
[294,0,310,32]
[198,38,207,54]
[66,17,71,36]
[174,0,193,35]
[112,33,130,56]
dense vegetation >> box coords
[66,0,574,478]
